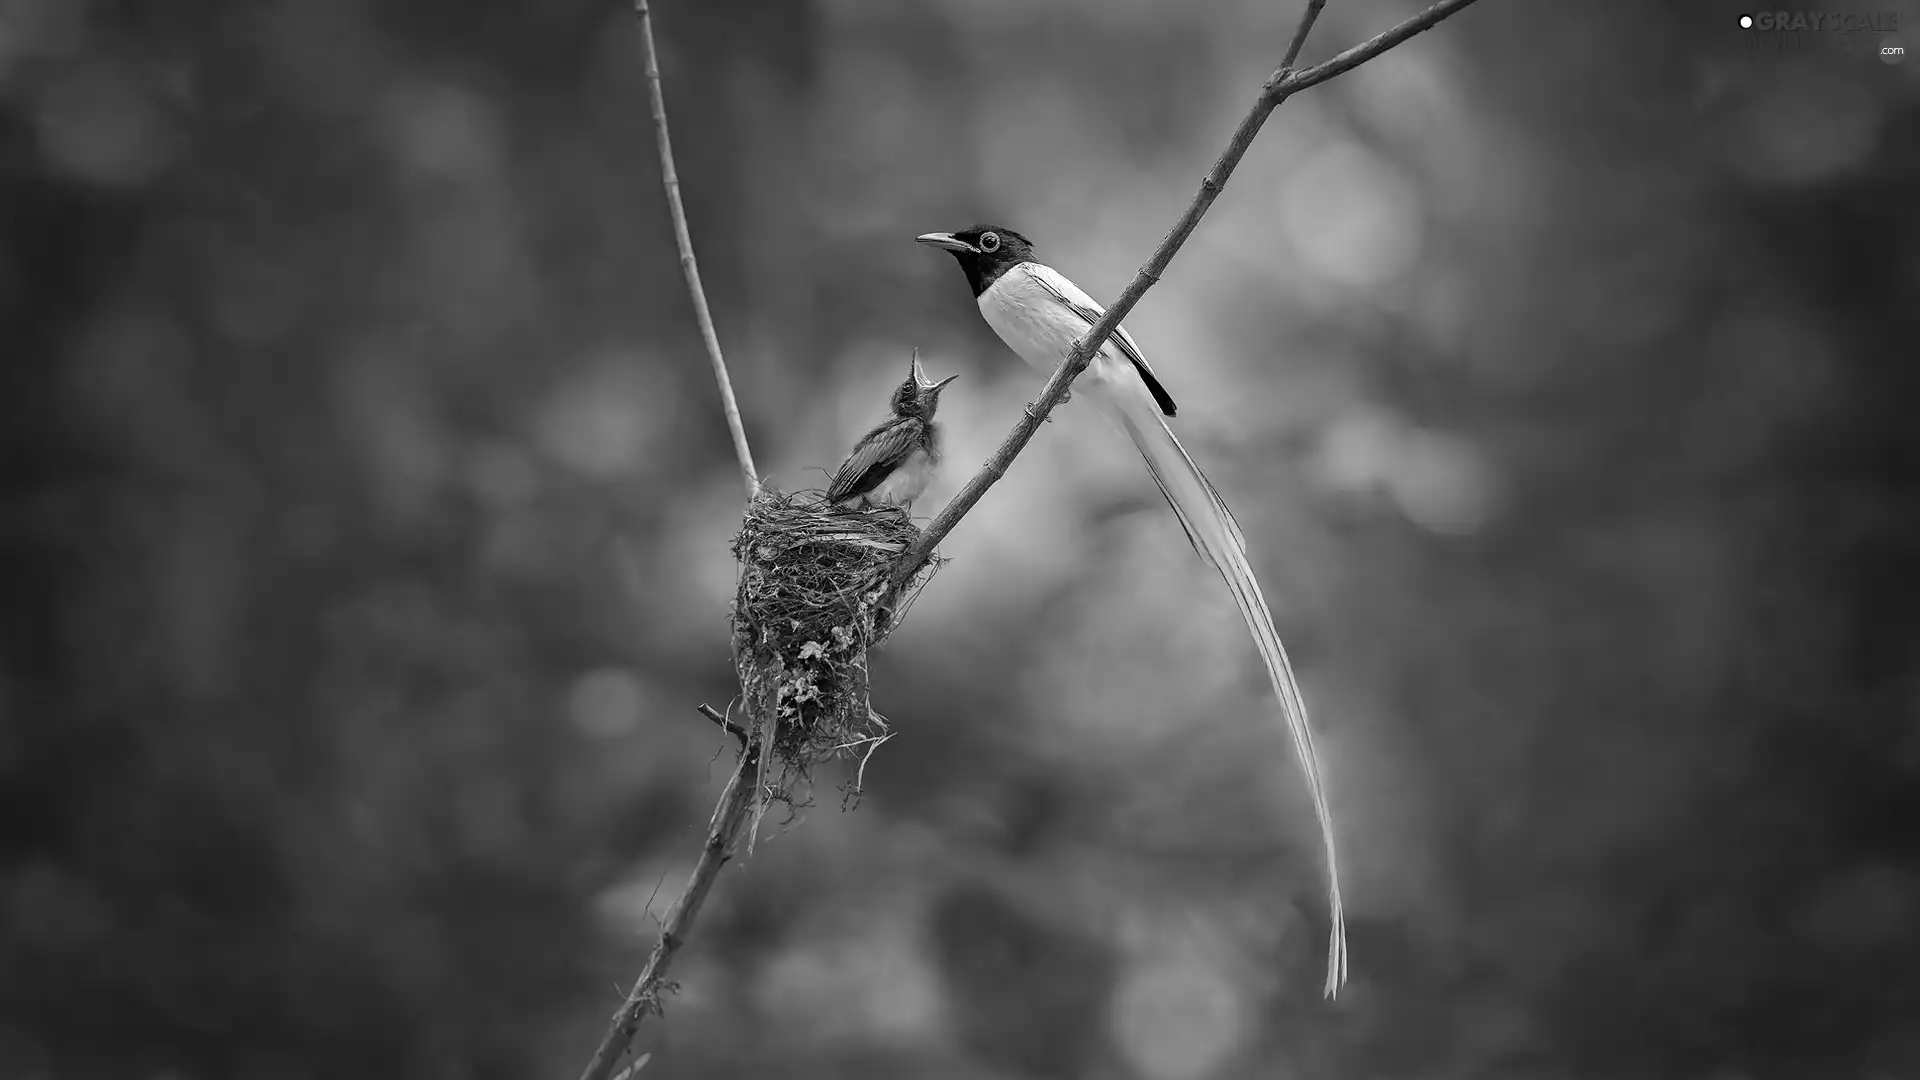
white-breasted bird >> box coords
[827,348,959,512]
[917,224,1346,997]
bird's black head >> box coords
[892,348,958,419]
[915,224,1037,297]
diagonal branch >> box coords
[882,0,1486,602]
[577,708,763,1080]
[1274,0,1486,96]
[1279,0,1330,70]
[636,0,760,499]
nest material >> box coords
[729,487,940,823]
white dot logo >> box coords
[1739,13,1754,28]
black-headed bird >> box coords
[827,348,959,512]
[917,224,1347,997]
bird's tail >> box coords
[1100,386,1348,999]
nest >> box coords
[729,487,941,829]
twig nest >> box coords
[729,488,940,815]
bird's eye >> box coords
[979,232,1000,252]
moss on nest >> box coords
[729,487,940,823]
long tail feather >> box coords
[1103,388,1347,998]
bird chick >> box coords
[827,348,958,512]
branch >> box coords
[577,714,763,1080]
[1274,0,1486,96]
[579,11,771,1078]
[697,702,751,747]
[883,0,1485,600]
[1278,0,1330,70]
[636,0,760,499]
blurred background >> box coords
[4,0,1919,1077]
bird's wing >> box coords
[827,418,919,502]
[1024,262,1178,417]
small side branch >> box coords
[883,0,1485,600]
[1271,0,1484,99]
[1278,0,1330,71]
[635,0,760,498]
[697,702,751,747]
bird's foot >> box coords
[1024,402,1055,424]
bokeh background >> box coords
[5,0,1920,1077]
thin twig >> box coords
[1278,0,1329,70]
[577,731,761,1080]
[636,0,759,498]
[582,18,763,1072]
[1273,0,1485,96]
[882,0,1485,601]
[697,702,751,747]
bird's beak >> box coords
[910,348,958,393]
[915,232,977,254]
[909,349,958,393]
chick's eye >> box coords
[979,232,1000,252]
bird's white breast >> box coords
[869,447,933,507]
[977,263,1131,387]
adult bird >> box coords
[827,348,959,512]
[916,224,1346,997]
